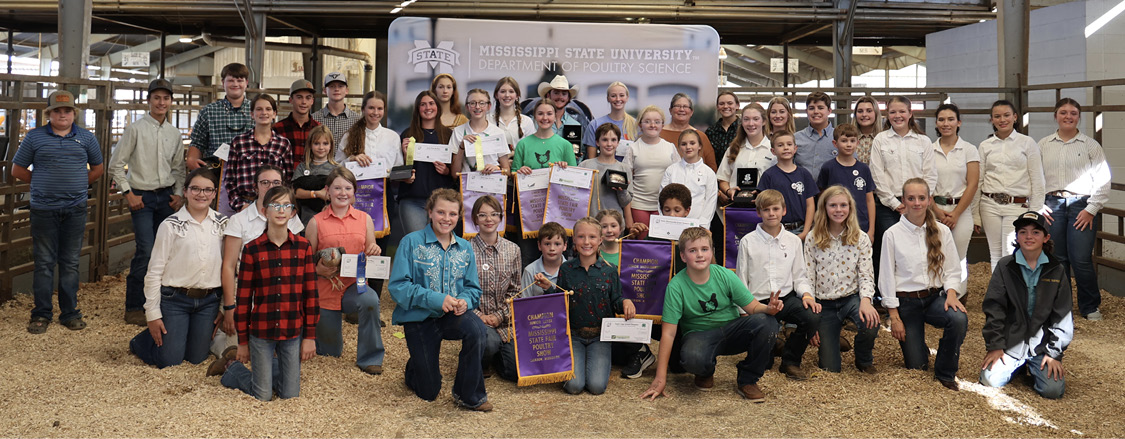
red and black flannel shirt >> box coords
[273,113,320,168]
[224,129,294,212]
[236,231,319,345]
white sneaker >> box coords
[1085,310,1103,321]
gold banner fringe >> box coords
[636,314,663,324]
[517,371,575,387]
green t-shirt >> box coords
[600,250,620,267]
[662,264,755,334]
[513,134,577,170]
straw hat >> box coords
[537,75,578,99]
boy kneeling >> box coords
[980,212,1072,399]
[641,227,782,403]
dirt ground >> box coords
[2,262,1123,438]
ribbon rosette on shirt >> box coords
[722,207,761,269]
[543,165,596,235]
[459,171,508,239]
[509,292,575,386]
[515,168,550,238]
[349,161,391,239]
[617,239,673,322]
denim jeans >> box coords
[398,197,429,237]
[125,187,175,312]
[129,287,219,368]
[1046,195,1100,315]
[563,336,612,395]
[895,292,967,382]
[30,205,87,322]
[315,284,385,368]
[763,293,820,367]
[979,353,1065,399]
[248,336,301,401]
[679,314,778,386]
[221,357,280,397]
[402,311,488,408]
[817,294,879,372]
[482,327,518,382]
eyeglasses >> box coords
[671,104,692,110]
[641,119,663,126]
[258,179,284,187]
[187,186,217,195]
[475,212,503,220]
[467,101,491,108]
[266,203,296,212]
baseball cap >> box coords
[1012,211,1048,232]
[289,78,316,95]
[45,90,77,112]
[323,72,347,87]
[148,78,174,95]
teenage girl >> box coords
[337,91,403,169]
[451,88,511,174]
[398,90,455,237]
[765,96,796,138]
[623,105,679,231]
[717,103,776,205]
[931,103,979,300]
[432,73,468,128]
[583,81,639,159]
[852,96,883,163]
[513,100,578,174]
[490,77,535,151]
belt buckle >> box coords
[992,193,1011,204]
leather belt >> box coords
[576,327,600,339]
[1047,190,1086,198]
[896,288,942,299]
[173,287,217,299]
[982,192,1028,206]
[933,195,961,206]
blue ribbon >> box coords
[356,253,367,294]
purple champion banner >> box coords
[517,185,548,238]
[723,207,761,269]
[510,292,575,386]
[543,177,593,235]
[353,178,389,238]
[618,239,673,322]
[460,173,506,239]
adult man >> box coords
[311,71,358,147]
[186,63,252,216]
[108,78,186,326]
[273,78,320,167]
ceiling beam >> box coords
[779,23,832,43]
[106,34,181,66]
[17,34,113,59]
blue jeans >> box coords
[221,357,280,397]
[1046,195,1100,315]
[398,197,429,237]
[125,188,175,312]
[679,314,779,386]
[482,327,518,382]
[402,311,488,408]
[817,294,879,372]
[315,284,384,368]
[763,293,820,367]
[248,336,301,401]
[563,336,612,395]
[129,287,219,368]
[30,205,87,322]
[895,292,967,382]
[979,353,1066,399]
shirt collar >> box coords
[45,124,77,138]
[326,205,360,221]
[423,223,463,249]
[1046,130,1088,145]
[803,123,833,139]
[1015,249,1049,270]
[282,113,314,128]
[899,216,927,234]
[753,226,782,242]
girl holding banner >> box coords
[451,89,511,174]
[623,106,679,234]
[534,218,635,395]
[304,167,386,375]
[398,91,455,237]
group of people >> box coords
[13,61,1107,409]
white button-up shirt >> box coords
[870,129,938,209]
[225,202,305,246]
[487,112,535,148]
[978,131,1046,211]
[662,158,718,223]
[736,227,812,302]
[716,137,775,186]
[1039,131,1111,215]
[336,125,405,173]
[450,121,510,172]
[108,114,186,195]
[143,208,227,321]
[878,216,962,308]
[804,230,875,301]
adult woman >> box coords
[978,99,1045,271]
[451,88,510,174]
[765,96,796,138]
[582,81,639,159]
[432,73,468,128]
[705,91,740,163]
[717,103,775,206]
[488,77,535,151]
[931,103,979,300]
[659,93,717,171]
[1039,97,1111,320]
[398,90,455,237]
[852,96,883,163]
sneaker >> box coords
[779,364,808,381]
[857,364,878,375]
[360,365,383,375]
[735,383,766,402]
[621,347,655,379]
[693,375,714,391]
[27,316,49,334]
[207,347,237,376]
[61,317,86,331]
[1085,310,1103,321]
[464,401,493,412]
[124,310,147,327]
[938,378,959,391]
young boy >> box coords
[521,222,568,297]
[274,78,321,168]
[641,227,782,402]
[758,130,818,240]
[980,212,1072,399]
[235,186,319,401]
[108,78,185,326]
[187,63,252,216]
[817,123,876,240]
[14,90,105,334]
[312,71,360,147]
[794,91,835,178]
[735,189,820,381]
[661,132,717,226]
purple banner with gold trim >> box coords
[618,239,673,322]
[354,178,389,238]
[723,207,760,269]
[510,293,574,386]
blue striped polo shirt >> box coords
[13,124,104,210]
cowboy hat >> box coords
[538,75,578,99]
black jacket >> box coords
[981,252,1073,360]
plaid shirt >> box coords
[189,98,253,158]
[470,235,522,342]
[273,113,320,168]
[224,130,294,212]
[236,231,319,344]
[311,106,359,147]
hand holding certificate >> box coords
[414,142,452,163]
[346,160,388,180]
[465,134,509,157]
[465,172,508,194]
[339,254,391,279]
[648,215,705,241]
[600,318,653,343]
